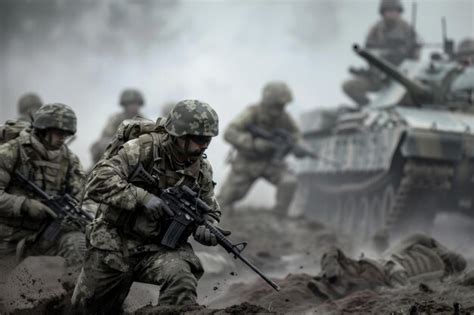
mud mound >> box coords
[136,302,275,314]
[210,273,325,313]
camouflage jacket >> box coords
[85,130,220,252]
[224,104,302,161]
[366,18,420,65]
[91,111,143,163]
[0,130,84,242]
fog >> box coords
[1,0,473,206]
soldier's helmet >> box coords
[32,103,77,134]
[165,100,219,137]
[18,93,43,116]
[261,81,293,106]
[456,38,474,58]
[379,0,404,14]
[119,88,144,106]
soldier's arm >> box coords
[199,159,221,223]
[86,138,149,211]
[65,151,86,200]
[0,142,26,217]
[223,107,256,151]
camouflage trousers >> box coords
[71,243,204,314]
[218,157,297,215]
[0,231,86,268]
[342,75,384,107]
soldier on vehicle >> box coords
[218,81,306,216]
[72,100,221,313]
[0,103,86,267]
[17,93,43,122]
[90,88,145,164]
[455,38,474,64]
[343,0,420,107]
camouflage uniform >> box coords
[0,103,86,266]
[308,234,466,299]
[455,38,474,63]
[343,0,420,106]
[72,100,220,313]
[90,88,145,164]
[218,82,301,215]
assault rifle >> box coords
[15,171,94,243]
[246,124,340,167]
[129,164,281,291]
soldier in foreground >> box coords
[72,100,221,313]
[0,103,86,266]
[90,88,145,164]
[218,81,307,216]
[308,234,466,300]
[343,0,420,106]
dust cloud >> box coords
[1,0,473,206]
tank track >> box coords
[296,159,454,243]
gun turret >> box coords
[353,44,433,104]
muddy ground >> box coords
[1,207,473,314]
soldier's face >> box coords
[177,136,212,157]
[124,103,141,117]
[44,129,73,150]
[382,9,401,23]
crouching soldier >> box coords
[72,100,221,313]
[0,103,86,266]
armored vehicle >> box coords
[292,45,474,243]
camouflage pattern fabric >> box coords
[307,234,466,300]
[0,129,85,266]
[164,100,219,137]
[73,119,220,311]
[33,103,77,134]
[90,111,143,164]
[72,244,203,314]
[218,103,301,215]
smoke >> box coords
[1,0,473,206]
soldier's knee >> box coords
[157,261,198,305]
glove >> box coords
[142,195,173,221]
[253,138,275,153]
[194,225,218,246]
[21,199,57,220]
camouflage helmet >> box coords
[261,81,293,106]
[165,100,219,137]
[32,103,77,134]
[18,93,43,116]
[119,88,144,106]
[456,38,474,58]
[379,0,403,14]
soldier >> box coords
[455,38,474,64]
[72,100,221,313]
[17,93,43,122]
[343,0,420,107]
[218,81,305,216]
[308,234,466,300]
[0,103,86,266]
[90,88,145,164]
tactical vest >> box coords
[98,131,206,242]
[2,133,73,230]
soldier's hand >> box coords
[253,138,275,153]
[21,199,57,220]
[194,225,217,246]
[143,195,173,221]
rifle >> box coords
[246,124,340,167]
[129,164,281,291]
[15,171,94,243]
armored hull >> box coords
[292,51,474,242]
